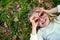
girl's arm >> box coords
[30,15,43,40]
[30,27,43,40]
[45,5,60,14]
[30,30,43,40]
[30,27,38,40]
[29,15,38,40]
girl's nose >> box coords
[39,18,44,22]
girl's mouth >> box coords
[42,18,46,24]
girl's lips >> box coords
[42,18,46,24]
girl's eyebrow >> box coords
[38,11,44,17]
[36,11,40,13]
[33,9,40,13]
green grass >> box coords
[0,0,60,40]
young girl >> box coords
[29,5,60,40]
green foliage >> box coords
[0,0,60,40]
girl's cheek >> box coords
[39,21,44,27]
[45,18,50,25]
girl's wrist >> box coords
[48,10,53,14]
[32,27,37,35]
[32,26,37,29]
[47,7,58,14]
[45,10,52,14]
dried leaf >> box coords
[4,22,8,27]
[44,2,52,9]
[0,7,3,11]
[12,35,17,40]
[19,35,23,40]
[0,26,6,33]
[38,0,52,9]
[19,25,24,30]
[38,0,45,4]
[17,4,22,11]
[14,17,19,22]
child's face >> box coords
[32,10,50,27]
[38,12,50,27]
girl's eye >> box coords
[35,19,39,22]
[41,13,44,16]
[39,13,44,17]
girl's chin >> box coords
[39,24,47,28]
[39,25,46,28]
[38,23,45,28]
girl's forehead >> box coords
[32,12,48,18]
[33,9,41,14]
[32,13,39,17]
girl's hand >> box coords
[33,8,50,15]
[29,15,39,29]
[30,16,39,35]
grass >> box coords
[0,0,60,40]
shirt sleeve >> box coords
[57,5,60,12]
[30,30,43,40]
[55,5,60,23]
[30,34,38,40]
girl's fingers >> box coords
[36,21,39,25]
[30,17,36,23]
[29,15,34,21]
[30,16,39,23]
[34,18,39,22]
